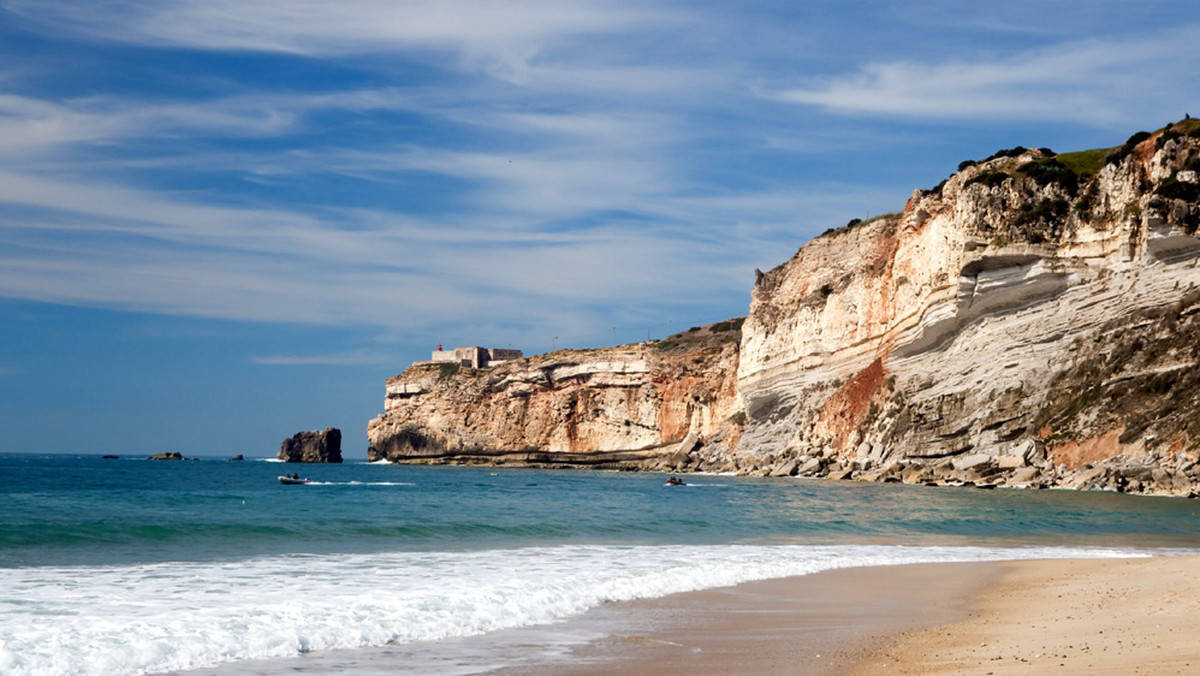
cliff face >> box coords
[368,120,1200,495]
[738,120,1200,494]
[367,322,744,470]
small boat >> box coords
[665,477,686,486]
[278,475,310,485]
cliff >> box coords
[367,321,744,470]
[368,119,1200,495]
[738,118,1200,494]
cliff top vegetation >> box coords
[816,212,902,240]
[911,117,1200,202]
[654,317,745,352]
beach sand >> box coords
[491,562,1002,676]
[850,556,1200,676]
[496,556,1200,676]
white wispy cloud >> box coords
[5,0,620,47]
[775,25,1200,125]
[0,145,888,337]
[0,88,451,158]
[3,0,672,81]
[6,0,1187,357]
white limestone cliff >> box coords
[736,121,1200,493]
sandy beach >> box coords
[851,556,1200,675]
[491,556,1200,676]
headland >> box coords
[368,118,1200,497]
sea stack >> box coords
[279,427,343,463]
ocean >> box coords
[2,453,1199,676]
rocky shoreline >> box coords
[379,439,1200,497]
[737,446,1200,497]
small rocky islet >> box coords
[277,427,343,463]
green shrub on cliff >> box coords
[1155,176,1200,202]
[711,317,745,333]
[817,213,900,239]
[983,146,1028,162]
[1011,198,1070,241]
[1106,130,1152,166]
[820,218,864,238]
[1016,157,1080,194]
[1156,128,1183,150]
[964,170,1010,189]
[1073,181,1100,218]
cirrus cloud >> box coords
[775,25,1200,125]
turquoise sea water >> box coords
[2,453,1199,675]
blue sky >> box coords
[2,1,1197,458]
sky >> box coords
[2,1,1198,458]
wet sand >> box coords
[490,561,1002,676]
[495,556,1200,676]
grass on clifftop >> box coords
[1172,117,1200,133]
[654,317,744,351]
[1052,148,1113,178]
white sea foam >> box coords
[304,481,415,486]
[0,544,1156,676]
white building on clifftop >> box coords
[423,346,523,369]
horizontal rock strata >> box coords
[367,323,744,471]
[738,120,1200,496]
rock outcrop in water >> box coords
[279,427,343,463]
[367,322,744,470]
[369,119,1200,495]
[147,451,184,460]
[737,119,1200,495]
